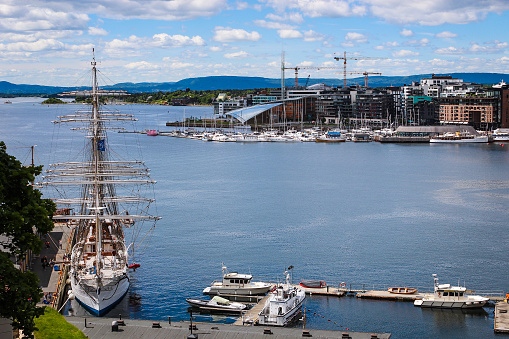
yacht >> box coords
[430,132,488,143]
[203,264,272,296]
[414,274,489,309]
[493,128,509,142]
[258,270,306,326]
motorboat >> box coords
[493,128,509,142]
[258,270,306,326]
[315,132,346,143]
[186,296,246,313]
[146,129,158,136]
[388,287,417,294]
[414,274,489,308]
[299,280,326,288]
[203,264,272,296]
[430,132,488,143]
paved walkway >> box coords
[65,316,391,339]
[32,224,72,306]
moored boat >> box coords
[42,50,160,316]
[258,270,306,326]
[430,132,488,143]
[492,128,509,142]
[388,287,417,294]
[203,264,272,296]
[414,274,489,309]
[146,129,158,136]
[299,280,326,288]
[315,132,346,143]
[186,296,246,312]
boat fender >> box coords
[340,282,346,288]
[438,292,441,297]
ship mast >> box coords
[91,49,103,282]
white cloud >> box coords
[266,12,304,24]
[406,38,430,47]
[0,4,89,32]
[153,33,206,47]
[224,50,249,59]
[168,62,194,69]
[436,31,458,39]
[88,27,108,36]
[0,39,64,52]
[435,46,464,54]
[374,41,399,50]
[209,46,222,52]
[278,29,303,39]
[345,32,368,43]
[400,29,413,37]
[300,61,313,66]
[236,1,249,10]
[213,27,261,42]
[303,30,325,42]
[253,20,296,30]
[124,61,159,70]
[429,58,455,67]
[392,49,419,57]
[263,0,366,18]
[469,41,508,53]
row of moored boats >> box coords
[186,265,491,327]
[149,128,509,143]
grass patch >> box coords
[34,307,86,339]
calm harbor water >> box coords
[2,97,509,338]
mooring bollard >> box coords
[168,316,171,325]
[111,320,118,332]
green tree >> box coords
[0,141,56,338]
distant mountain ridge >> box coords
[1,73,507,94]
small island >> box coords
[41,98,65,104]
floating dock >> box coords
[65,316,391,339]
[233,294,270,326]
[494,302,509,333]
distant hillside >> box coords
[1,73,507,94]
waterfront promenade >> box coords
[64,316,391,339]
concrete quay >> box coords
[64,316,391,339]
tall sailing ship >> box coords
[42,51,160,316]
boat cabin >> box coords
[223,272,252,287]
[436,283,466,297]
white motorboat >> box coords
[430,132,488,143]
[203,264,272,296]
[493,128,509,142]
[414,274,489,309]
[186,296,246,312]
[258,270,306,326]
[42,51,160,316]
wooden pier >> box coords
[494,302,509,333]
[233,294,270,326]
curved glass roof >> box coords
[225,102,282,124]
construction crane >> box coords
[283,66,342,87]
[334,51,383,87]
[348,71,382,87]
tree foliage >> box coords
[0,141,56,337]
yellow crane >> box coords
[334,51,383,87]
[348,71,382,87]
[284,66,342,87]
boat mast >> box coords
[91,49,103,282]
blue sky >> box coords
[1,0,509,86]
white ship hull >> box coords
[430,136,488,143]
[71,272,129,316]
[203,285,272,296]
[414,297,487,309]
